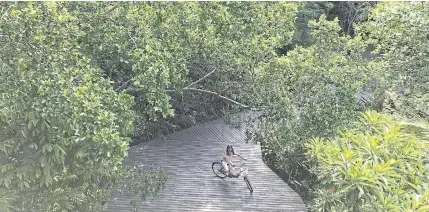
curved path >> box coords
[104,119,306,212]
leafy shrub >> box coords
[306,111,429,211]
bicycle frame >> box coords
[212,159,253,193]
[225,161,249,178]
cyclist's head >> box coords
[226,145,234,156]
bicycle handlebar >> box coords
[222,159,247,166]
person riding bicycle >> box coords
[222,145,247,177]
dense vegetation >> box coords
[307,111,429,211]
[0,1,428,211]
[247,1,429,209]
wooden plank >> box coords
[104,119,306,212]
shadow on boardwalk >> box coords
[104,118,306,212]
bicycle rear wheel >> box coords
[244,177,253,193]
[212,162,227,178]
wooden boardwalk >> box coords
[104,119,307,212]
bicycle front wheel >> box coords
[244,177,253,193]
[212,162,227,178]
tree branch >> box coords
[128,31,138,48]
[1,5,12,20]
[166,88,250,109]
[185,69,216,88]
[120,68,259,110]
[104,4,119,15]
[115,79,133,92]
[116,67,215,93]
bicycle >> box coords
[212,160,253,193]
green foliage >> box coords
[58,2,298,142]
[286,1,376,51]
[124,166,168,210]
[358,2,429,121]
[292,2,335,46]
[0,1,300,210]
[328,2,377,36]
[0,188,15,212]
[79,2,298,142]
[74,2,191,120]
[0,2,166,211]
[306,111,429,212]
[248,15,383,198]
[182,1,298,112]
[5,1,429,211]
